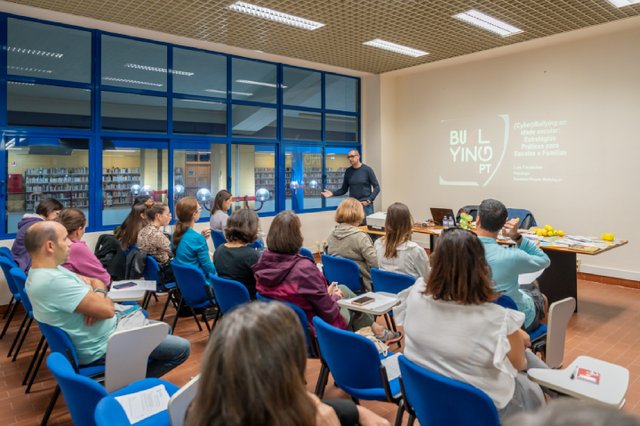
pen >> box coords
[570,366,578,380]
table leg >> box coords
[538,250,578,312]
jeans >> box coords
[147,334,191,378]
[363,203,374,217]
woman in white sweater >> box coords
[374,202,428,279]
[403,227,545,421]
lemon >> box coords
[601,233,615,242]
[557,230,565,236]
[544,224,553,231]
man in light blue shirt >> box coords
[477,199,550,332]
[25,221,190,376]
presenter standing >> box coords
[322,149,380,217]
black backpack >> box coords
[94,234,126,281]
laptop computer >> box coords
[430,207,456,226]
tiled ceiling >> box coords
[8,0,640,73]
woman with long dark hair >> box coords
[403,228,545,421]
[374,202,428,279]
[209,189,232,231]
[173,196,215,276]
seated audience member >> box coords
[138,202,174,282]
[374,202,429,279]
[25,221,190,376]
[12,198,63,272]
[186,301,389,426]
[209,189,232,231]
[254,211,400,343]
[173,197,216,277]
[476,199,550,332]
[114,198,151,252]
[213,208,261,299]
[505,399,640,426]
[326,197,378,291]
[404,228,545,421]
[57,208,111,287]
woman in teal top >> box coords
[173,196,216,277]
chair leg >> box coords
[23,336,45,386]
[383,313,392,330]
[12,316,33,361]
[191,308,203,332]
[141,291,152,310]
[202,312,211,333]
[171,298,183,332]
[8,312,28,357]
[314,361,330,398]
[407,413,416,426]
[393,400,405,426]
[159,292,172,321]
[0,300,19,339]
[2,296,14,319]
[41,385,60,426]
[26,341,48,393]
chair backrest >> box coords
[494,294,518,310]
[211,229,227,249]
[506,208,537,229]
[38,321,82,369]
[0,246,18,265]
[248,240,264,251]
[299,247,315,262]
[398,355,500,426]
[313,316,386,392]
[209,275,250,315]
[46,352,108,426]
[171,261,214,307]
[143,255,162,283]
[168,375,200,426]
[371,268,415,294]
[321,254,362,293]
[105,322,170,392]
[0,256,20,295]
[9,267,31,312]
[545,297,576,369]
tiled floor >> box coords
[1,279,639,425]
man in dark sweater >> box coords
[321,149,380,216]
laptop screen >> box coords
[430,208,455,226]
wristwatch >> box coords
[94,288,108,297]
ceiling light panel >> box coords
[453,9,523,37]
[606,0,640,7]
[363,39,428,57]
[227,1,325,30]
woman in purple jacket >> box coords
[253,211,400,343]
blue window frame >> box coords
[0,13,361,239]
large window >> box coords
[324,147,353,208]
[101,92,167,133]
[285,146,322,211]
[172,47,226,98]
[283,67,321,108]
[232,105,277,139]
[232,58,277,104]
[5,137,89,233]
[325,74,358,112]
[101,35,167,92]
[231,145,276,215]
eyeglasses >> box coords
[347,154,358,158]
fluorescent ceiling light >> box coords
[103,77,163,87]
[124,63,194,76]
[453,9,523,37]
[7,46,64,58]
[606,0,640,7]
[205,88,253,97]
[8,81,36,87]
[363,39,428,58]
[227,1,325,30]
[235,79,287,89]
[8,66,53,74]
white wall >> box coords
[379,17,640,280]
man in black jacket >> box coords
[321,149,380,217]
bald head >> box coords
[25,221,70,266]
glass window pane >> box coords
[283,110,321,141]
[325,74,358,112]
[325,147,353,208]
[101,91,167,133]
[283,67,321,108]
[231,145,276,215]
[285,146,322,211]
[232,58,277,103]
[173,99,226,136]
[5,137,89,233]
[326,114,358,142]
[101,35,167,92]
[173,145,227,219]
[7,82,91,129]
[173,47,227,97]
[102,145,168,227]
[8,18,92,83]
[231,105,277,139]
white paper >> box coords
[381,353,401,381]
[115,384,170,424]
[339,292,400,313]
[518,269,544,285]
[111,280,157,292]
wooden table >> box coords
[360,225,628,309]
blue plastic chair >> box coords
[45,352,178,426]
[321,254,363,293]
[494,294,548,354]
[144,256,178,321]
[370,268,416,333]
[507,208,537,229]
[0,246,18,265]
[299,247,315,262]
[0,256,23,340]
[170,261,219,333]
[7,268,33,361]
[312,317,404,424]
[209,275,250,315]
[398,355,500,426]
[256,293,318,358]
[211,228,227,249]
